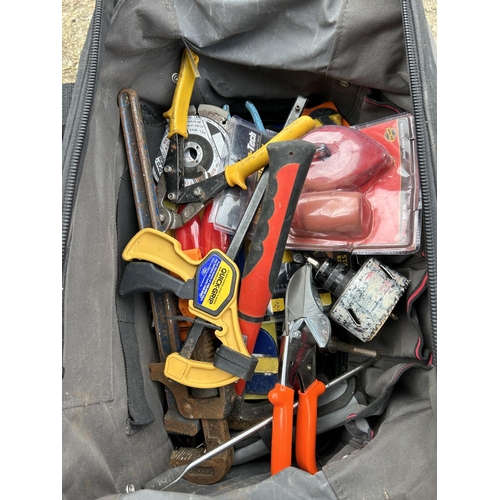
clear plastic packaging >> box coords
[291,190,373,240]
[212,116,276,235]
[286,113,421,255]
[300,124,394,192]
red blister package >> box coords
[287,113,421,255]
[300,125,394,192]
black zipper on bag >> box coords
[62,0,102,261]
[62,0,103,377]
[401,0,438,364]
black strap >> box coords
[317,376,356,418]
[116,168,155,434]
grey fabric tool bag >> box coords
[62,1,437,499]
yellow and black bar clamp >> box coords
[120,228,258,389]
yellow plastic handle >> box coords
[163,48,200,139]
[122,228,200,282]
[199,293,249,354]
[165,353,238,388]
[122,228,253,387]
[224,115,317,190]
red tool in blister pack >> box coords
[174,201,230,339]
[268,262,331,475]
[175,201,230,259]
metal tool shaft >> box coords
[225,168,269,261]
[148,358,377,490]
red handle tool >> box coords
[235,140,317,395]
[199,200,230,257]
[295,379,326,474]
[268,356,326,475]
[268,383,295,474]
[268,262,331,475]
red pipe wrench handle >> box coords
[295,379,326,474]
[235,140,316,395]
[268,383,295,475]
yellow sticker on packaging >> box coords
[270,297,285,313]
[319,292,332,307]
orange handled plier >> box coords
[268,262,332,475]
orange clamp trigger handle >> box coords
[295,379,326,474]
[268,384,295,475]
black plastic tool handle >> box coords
[235,140,316,394]
[119,261,194,299]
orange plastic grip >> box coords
[295,379,326,474]
[268,384,295,475]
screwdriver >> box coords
[326,337,380,358]
[143,358,378,491]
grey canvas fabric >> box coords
[62,0,437,498]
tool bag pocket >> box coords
[62,1,437,498]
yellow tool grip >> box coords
[224,115,317,190]
[165,353,238,388]
[122,228,253,387]
[122,227,200,282]
[208,296,249,354]
[163,48,200,139]
[122,228,249,354]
